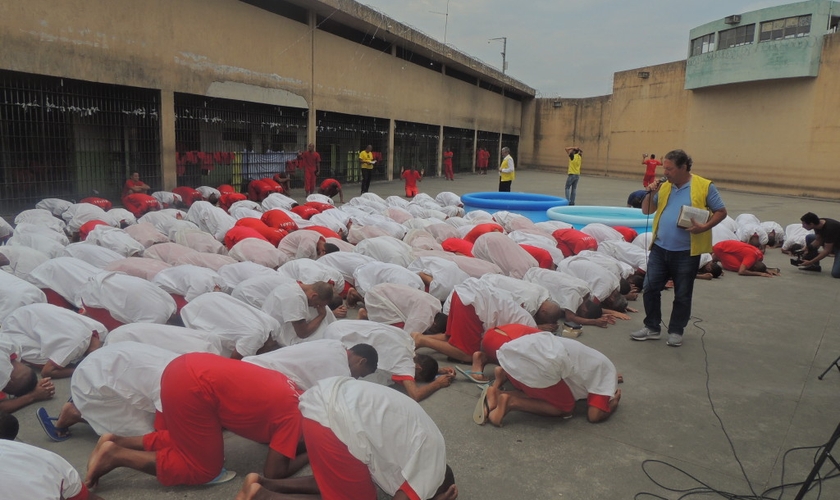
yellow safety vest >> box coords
[651,174,713,256]
[499,156,515,182]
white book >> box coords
[677,205,710,228]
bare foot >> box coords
[87,433,117,472]
[609,389,622,413]
[55,401,83,429]
[469,351,489,382]
[410,332,424,349]
[236,474,263,500]
[85,440,118,488]
[486,386,499,412]
[488,392,509,427]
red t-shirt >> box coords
[299,151,321,172]
[320,179,341,196]
[713,240,763,272]
[122,179,146,198]
[643,159,661,177]
[443,151,454,167]
[552,228,598,256]
[401,170,422,188]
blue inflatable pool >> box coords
[461,192,568,222]
[546,205,654,234]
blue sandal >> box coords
[36,407,71,442]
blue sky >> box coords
[359,0,795,97]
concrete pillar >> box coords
[387,118,395,181]
[159,90,177,191]
[307,10,317,147]
[472,128,478,173]
[437,125,444,178]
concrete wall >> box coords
[523,33,840,200]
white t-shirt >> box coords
[472,232,538,279]
[85,226,146,257]
[407,255,470,302]
[180,292,275,357]
[596,239,649,273]
[187,201,235,241]
[323,320,415,380]
[174,251,237,272]
[497,332,617,399]
[278,230,324,260]
[105,323,224,355]
[278,259,345,296]
[173,226,225,253]
[353,236,415,267]
[580,223,625,243]
[0,245,50,281]
[229,238,287,269]
[523,268,591,313]
[352,262,424,298]
[261,282,335,346]
[1,303,107,367]
[0,440,86,499]
[123,222,170,248]
[574,250,634,279]
[231,274,295,309]
[479,274,550,316]
[0,271,47,324]
[71,341,178,435]
[35,198,74,217]
[151,264,223,301]
[104,257,172,281]
[7,233,66,259]
[557,259,619,302]
[243,338,350,391]
[317,252,377,286]
[299,377,447,499]
[364,283,442,334]
[443,277,536,330]
[782,223,812,252]
[78,272,177,324]
[63,242,125,269]
[217,260,272,292]
[196,186,221,200]
[28,256,104,307]
[143,242,199,265]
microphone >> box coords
[659,176,667,184]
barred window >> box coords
[690,33,716,56]
[759,14,811,41]
[719,24,756,49]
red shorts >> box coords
[303,418,419,500]
[508,375,576,413]
[445,292,484,356]
[480,324,541,362]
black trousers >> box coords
[361,168,373,193]
[499,179,512,192]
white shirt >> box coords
[243,338,350,390]
[278,230,324,260]
[403,229,443,252]
[63,242,125,269]
[1,303,107,367]
[180,292,276,357]
[596,239,649,272]
[479,274,551,316]
[174,251,237,271]
[0,440,86,500]
[262,282,335,346]
[261,192,298,211]
[196,185,221,200]
[782,223,812,252]
[278,259,345,296]
[0,271,47,325]
[85,226,146,257]
[493,211,536,233]
[62,203,118,232]
[324,320,415,380]
[229,238,287,269]
[123,222,170,248]
[472,232,538,279]
[507,230,566,266]
[0,245,50,281]
[29,256,104,307]
[364,283,442,334]
[152,190,182,207]
[104,257,172,281]
[78,272,177,324]
[71,342,178,435]
[443,277,536,330]
[142,242,199,265]
[15,208,68,233]
[35,198,74,217]
[231,274,295,309]
[574,251,634,279]
[105,323,224,355]
[497,333,617,399]
[299,377,447,499]
[353,236,415,267]
[523,268,591,313]
[13,222,70,246]
[318,252,377,286]
[187,201,236,241]
[557,259,619,302]
[407,255,470,302]
[152,264,223,301]
[580,223,625,243]
[7,233,66,259]
[352,262,424,297]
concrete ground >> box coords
[14,170,840,500]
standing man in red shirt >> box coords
[299,143,321,196]
[400,166,423,198]
[477,147,490,175]
[443,147,454,181]
[641,154,662,187]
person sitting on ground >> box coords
[122,172,150,197]
[84,352,308,488]
[712,240,780,277]
[235,376,458,500]
[476,332,621,427]
[401,166,424,198]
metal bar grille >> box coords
[394,121,439,177]
[443,126,475,174]
[502,133,520,165]
[315,111,388,185]
[0,70,160,216]
[174,93,308,193]
[477,130,501,170]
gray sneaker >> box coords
[631,327,661,341]
[666,333,683,347]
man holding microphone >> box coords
[630,150,727,347]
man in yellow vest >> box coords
[498,147,515,192]
[359,144,375,194]
[564,146,582,205]
[630,149,727,347]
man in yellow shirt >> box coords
[498,147,515,192]
[359,145,375,194]
[564,146,582,205]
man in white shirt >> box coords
[236,377,458,500]
[180,292,278,358]
[324,320,455,402]
[0,440,101,500]
[471,232,538,279]
[262,281,335,347]
[347,261,425,306]
[36,342,178,441]
[478,332,621,427]
[104,323,225,356]
[360,283,443,335]
[1,303,107,379]
[0,341,55,414]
